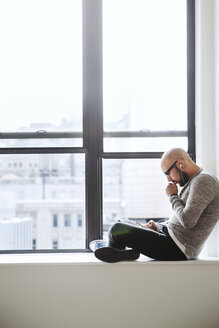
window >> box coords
[0,0,195,252]
[101,0,195,240]
[33,239,36,250]
[0,0,82,141]
[77,214,83,227]
[103,0,189,152]
[53,240,58,250]
[64,214,71,227]
[53,215,58,228]
[103,158,171,227]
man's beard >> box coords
[175,166,189,186]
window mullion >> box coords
[83,0,103,248]
[187,0,196,160]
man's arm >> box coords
[169,174,216,229]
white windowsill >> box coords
[0,253,218,266]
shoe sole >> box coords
[94,247,140,263]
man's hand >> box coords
[145,220,157,231]
[166,182,178,197]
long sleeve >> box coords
[169,174,217,229]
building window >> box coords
[64,214,71,227]
[33,239,36,250]
[53,240,58,250]
[53,214,58,228]
[77,214,82,227]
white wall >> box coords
[0,260,219,328]
[195,0,219,177]
[195,0,216,173]
[196,0,219,257]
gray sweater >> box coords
[157,170,219,259]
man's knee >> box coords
[109,222,131,240]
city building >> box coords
[0,217,32,250]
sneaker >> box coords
[89,239,107,252]
[94,246,140,263]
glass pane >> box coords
[0,154,85,250]
[104,137,188,152]
[103,0,187,132]
[103,159,172,235]
[0,0,82,135]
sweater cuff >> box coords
[169,194,178,203]
[156,222,164,233]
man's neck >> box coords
[188,165,201,180]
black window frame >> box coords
[0,0,195,254]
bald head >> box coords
[161,148,192,168]
[161,148,199,182]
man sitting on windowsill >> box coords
[90,148,219,262]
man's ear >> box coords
[177,160,184,170]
